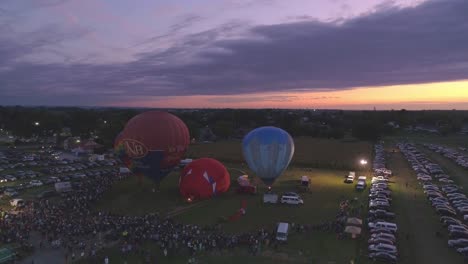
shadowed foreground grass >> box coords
[93,166,370,263]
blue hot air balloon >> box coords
[242,126,294,188]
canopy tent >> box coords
[344,226,362,238]
[346,217,363,226]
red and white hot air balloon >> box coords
[179,158,230,200]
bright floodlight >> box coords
[76,139,81,143]
[360,159,368,165]
[103,120,107,124]
[34,122,40,126]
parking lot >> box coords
[364,144,399,263]
[396,143,466,262]
[0,147,118,208]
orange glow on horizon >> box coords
[106,80,468,110]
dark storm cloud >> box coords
[135,14,204,47]
[1,0,468,105]
[164,0,468,94]
[0,23,90,69]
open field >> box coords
[187,137,373,170]
[94,165,370,263]
[97,167,370,231]
[385,146,462,264]
[13,136,468,263]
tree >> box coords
[352,121,382,141]
[213,121,234,139]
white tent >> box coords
[344,226,362,238]
[346,217,363,226]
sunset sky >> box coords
[1,0,467,109]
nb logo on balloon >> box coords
[122,139,148,158]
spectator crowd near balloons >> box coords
[1,168,352,262]
[0,111,354,262]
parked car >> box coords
[368,252,397,263]
[448,238,468,248]
[280,195,303,205]
[29,180,43,187]
[368,243,397,254]
[3,189,18,197]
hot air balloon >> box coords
[179,158,230,201]
[114,131,132,167]
[115,111,190,185]
[242,126,294,189]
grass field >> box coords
[94,166,370,263]
[186,137,372,170]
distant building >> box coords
[63,137,81,150]
[71,139,102,155]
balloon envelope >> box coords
[114,131,131,167]
[242,126,294,186]
[179,158,230,200]
[115,111,190,183]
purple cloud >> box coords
[0,0,467,106]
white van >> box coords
[345,175,354,183]
[281,195,304,205]
[368,221,398,232]
[276,222,289,241]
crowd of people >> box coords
[0,168,351,262]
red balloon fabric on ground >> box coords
[179,158,230,200]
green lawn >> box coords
[95,165,371,263]
[187,137,372,170]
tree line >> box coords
[1,106,467,148]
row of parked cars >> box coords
[0,149,66,170]
[1,156,117,184]
[0,170,42,183]
[367,144,398,263]
[1,166,119,198]
[399,143,468,259]
[425,144,468,169]
[43,160,111,175]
